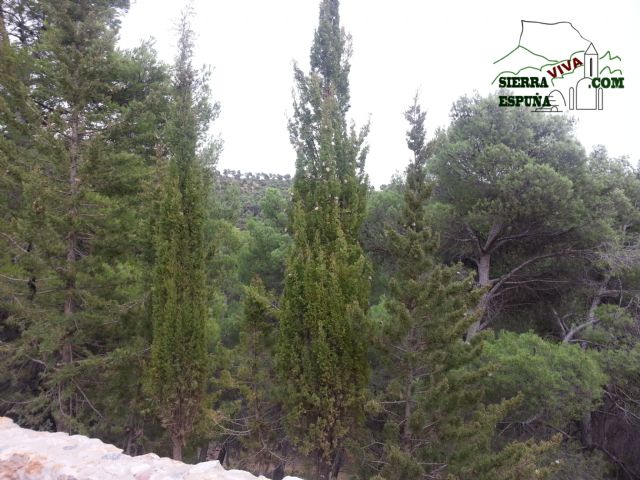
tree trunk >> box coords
[217,445,227,465]
[477,253,491,287]
[580,411,593,448]
[58,108,80,433]
[197,441,209,463]
[0,7,8,46]
[563,282,606,343]
[272,463,285,480]
[171,434,183,461]
[330,447,344,479]
[317,459,332,480]
[467,253,491,340]
[401,369,413,449]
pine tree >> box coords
[145,10,215,461]
[0,0,168,437]
[0,1,40,230]
[429,93,585,340]
[370,98,557,480]
[276,1,370,478]
[226,276,282,475]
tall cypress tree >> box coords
[145,10,214,461]
[276,1,370,478]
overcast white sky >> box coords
[118,0,640,187]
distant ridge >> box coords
[517,20,591,48]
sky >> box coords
[118,0,640,187]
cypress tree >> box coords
[145,10,214,461]
[276,1,370,478]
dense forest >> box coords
[1,1,640,479]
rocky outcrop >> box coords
[0,417,302,480]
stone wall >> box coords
[0,417,302,480]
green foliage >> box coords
[276,1,371,476]
[543,441,613,480]
[361,186,404,302]
[598,342,640,439]
[217,277,283,474]
[431,93,585,221]
[581,304,636,347]
[429,92,588,337]
[367,97,559,480]
[480,332,606,425]
[144,10,216,460]
[0,0,168,440]
[239,189,291,294]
